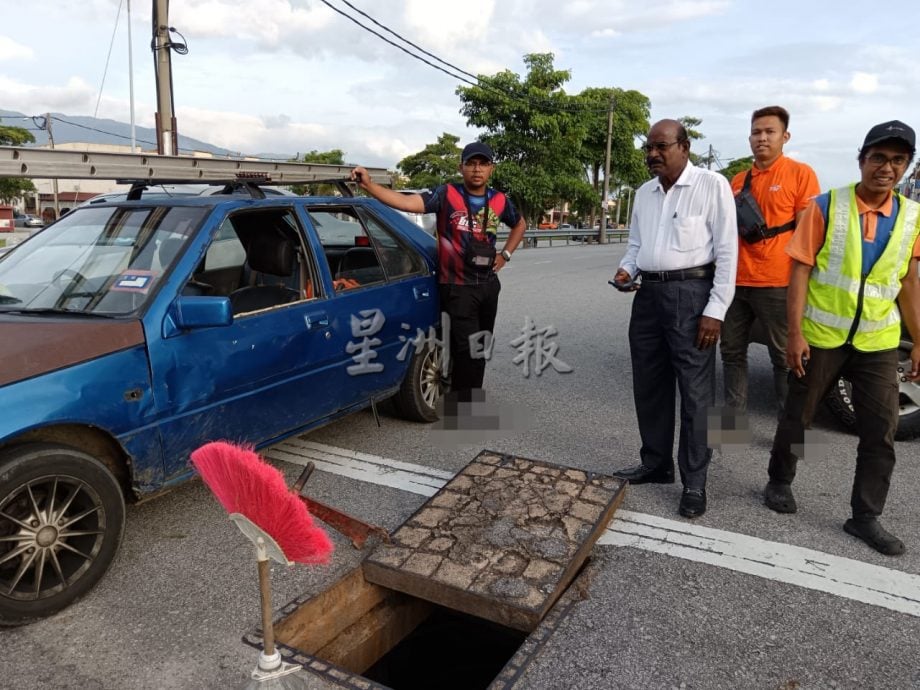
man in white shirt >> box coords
[611,119,738,519]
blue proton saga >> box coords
[0,185,442,624]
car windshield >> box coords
[0,205,207,316]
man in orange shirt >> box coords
[721,106,820,416]
[765,121,920,555]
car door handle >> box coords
[413,286,431,300]
[304,312,330,330]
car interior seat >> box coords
[336,247,384,284]
[229,231,300,314]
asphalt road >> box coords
[3,242,919,689]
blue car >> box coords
[0,193,443,624]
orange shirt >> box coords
[786,190,920,266]
[730,155,820,287]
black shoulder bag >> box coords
[735,170,796,243]
[460,186,496,270]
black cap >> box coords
[461,142,494,164]
[861,120,916,153]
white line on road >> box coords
[533,260,552,265]
[266,439,920,619]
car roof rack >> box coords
[0,146,391,199]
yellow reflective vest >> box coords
[802,185,920,351]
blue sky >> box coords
[2,0,918,188]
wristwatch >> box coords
[501,249,512,262]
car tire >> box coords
[392,343,443,423]
[824,337,920,441]
[0,443,126,626]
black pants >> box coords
[720,286,790,414]
[628,278,715,490]
[439,279,501,395]
[769,345,899,519]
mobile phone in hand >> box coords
[609,278,638,292]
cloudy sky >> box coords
[2,0,919,188]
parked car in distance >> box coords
[12,211,43,228]
[750,318,918,440]
[0,189,443,625]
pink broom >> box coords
[191,441,334,688]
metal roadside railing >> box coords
[495,227,630,247]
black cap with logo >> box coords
[861,120,916,154]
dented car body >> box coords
[0,194,442,624]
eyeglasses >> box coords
[641,140,683,154]
[865,152,910,168]
[463,160,493,169]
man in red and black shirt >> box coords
[351,142,527,396]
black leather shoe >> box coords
[611,464,674,485]
[764,480,797,514]
[679,488,706,519]
[844,518,905,556]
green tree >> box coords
[456,53,594,226]
[0,178,35,205]
[397,132,462,190]
[678,116,706,166]
[289,149,346,195]
[576,87,651,229]
[0,125,37,205]
[719,155,755,181]
[0,125,35,146]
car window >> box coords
[186,208,318,314]
[307,207,426,292]
[0,205,206,315]
[360,210,426,280]
[308,208,385,292]
[204,219,247,271]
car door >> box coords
[147,204,357,479]
[301,203,438,404]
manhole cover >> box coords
[363,450,626,632]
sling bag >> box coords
[735,170,796,243]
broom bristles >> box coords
[191,441,334,564]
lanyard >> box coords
[460,185,489,234]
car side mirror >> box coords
[163,296,233,338]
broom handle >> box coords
[258,558,275,656]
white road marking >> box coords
[266,440,920,619]
[267,439,450,496]
[603,512,920,617]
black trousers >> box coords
[628,278,715,490]
[769,345,899,519]
[439,279,501,394]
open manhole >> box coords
[245,451,626,689]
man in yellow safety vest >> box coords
[764,120,920,556]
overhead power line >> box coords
[319,0,610,115]
[50,115,159,148]
[95,0,125,119]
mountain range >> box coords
[0,109,247,157]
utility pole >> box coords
[152,0,178,154]
[127,0,136,152]
[707,143,713,170]
[45,113,60,218]
[599,95,614,245]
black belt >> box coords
[640,263,715,282]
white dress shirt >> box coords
[619,162,738,320]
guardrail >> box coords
[495,228,630,247]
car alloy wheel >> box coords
[0,444,125,625]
